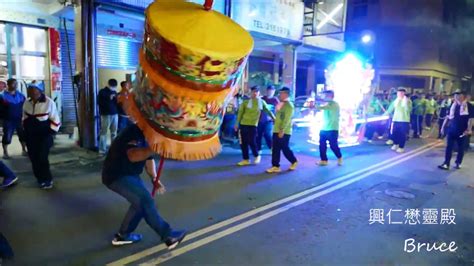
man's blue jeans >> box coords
[0,160,15,180]
[107,176,171,239]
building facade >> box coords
[0,0,77,134]
[2,0,349,149]
[346,0,465,94]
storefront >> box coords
[95,16,143,89]
[230,0,304,97]
[93,0,226,88]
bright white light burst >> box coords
[307,53,375,146]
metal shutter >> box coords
[96,35,141,69]
[60,29,77,134]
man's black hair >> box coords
[6,78,16,86]
[108,79,118,87]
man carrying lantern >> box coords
[102,0,253,248]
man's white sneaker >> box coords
[254,155,261,164]
[391,145,399,151]
[396,148,405,153]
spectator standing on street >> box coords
[384,88,412,153]
[23,83,60,189]
[425,94,437,130]
[220,95,238,142]
[102,124,186,248]
[0,160,17,188]
[411,93,426,138]
[117,81,133,133]
[315,90,343,166]
[438,90,473,170]
[257,85,279,151]
[266,87,297,173]
[385,92,397,145]
[437,92,452,139]
[1,79,27,159]
[234,86,275,166]
[365,94,386,142]
[98,79,119,155]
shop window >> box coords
[19,55,45,79]
[20,26,47,53]
[0,24,7,79]
[0,23,47,81]
[0,24,6,54]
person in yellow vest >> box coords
[314,90,343,166]
[424,94,437,130]
[384,88,413,153]
[235,86,275,166]
[266,87,298,173]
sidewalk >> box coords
[1,134,102,176]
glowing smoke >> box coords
[299,53,375,146]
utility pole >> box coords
[75,0,98,150]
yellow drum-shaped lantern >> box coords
[126,0,254,160]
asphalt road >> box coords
[1,134,473,266]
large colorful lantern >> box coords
[124,0,254,161]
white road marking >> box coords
[107,141,440,266]
[141,142,440,265]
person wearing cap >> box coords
[102,124,186,248]
[313,90,343,166]
[424,94,437,130]
[22,82,60,189]
[266,87,297,173]
[257,85,279,151]
[98,79,119,155]
[438,90,474,170]
[0,79,27,159]
[385,92,398,145]
[410,93,427,138]
[384,88,412,153]
[234,86,275,166]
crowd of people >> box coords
[365,89,467,142]
[0,79,60,190]
[366,88,473,170]
[223,85,473,171]
[227,85,343,172]
[0,77,136,191]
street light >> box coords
[361,34,372,44]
